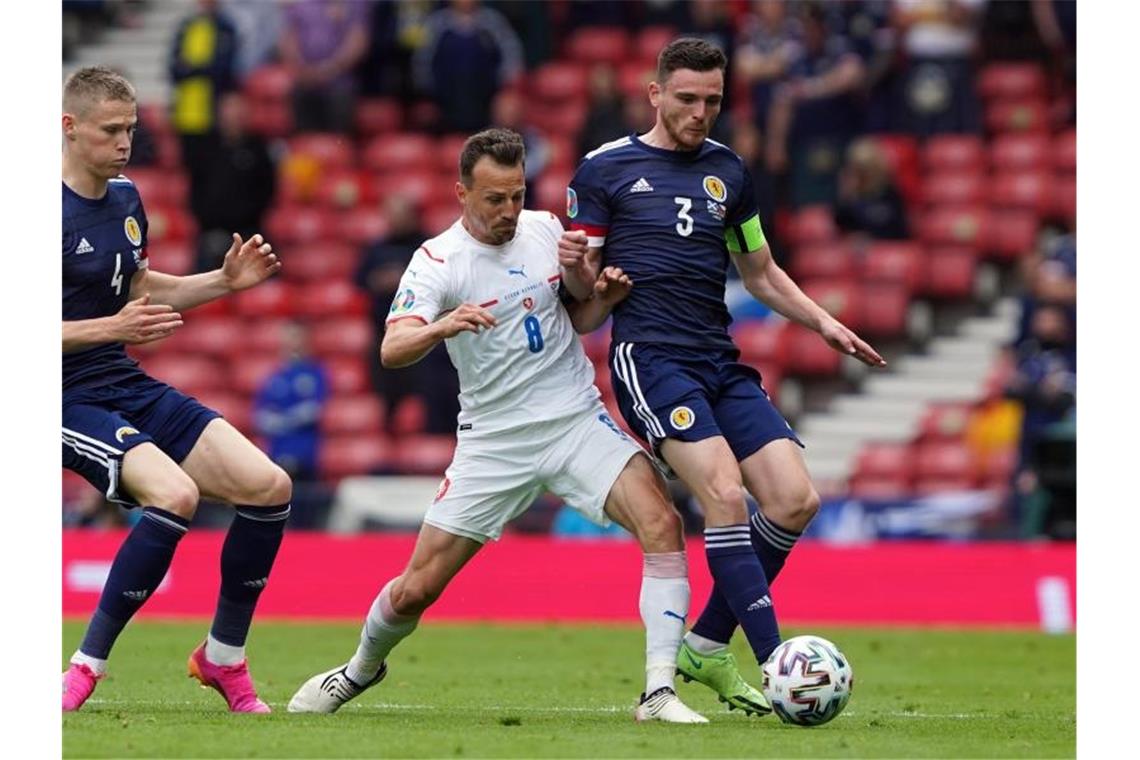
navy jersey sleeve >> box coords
[567,156,611,247]
[725,163,767,254]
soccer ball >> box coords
[761,635,854,726]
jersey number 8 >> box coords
[524,315,544,353]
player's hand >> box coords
[436,303,497,338]
[820,317,887,368]
[594,266,632,306]
[558,230,590,270]
[221,233,281,291]
[112,294,183,344]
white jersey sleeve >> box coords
[385,245,454,326]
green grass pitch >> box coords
[63,620,1074,758]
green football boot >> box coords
[676,640,772,716]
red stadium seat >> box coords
[921,246,977,299]
[393,434,456,476]
[362,133,436,172]
[244,318,291,355]
[535,170,574,217]
[978,63,1046,102]
[424,205,459,236]
[859,282,908,338]
[281,241,360,283]
[288,133,355,170]
[913,441,975,482]
[526,99,589,138]
[1053,129,1076,173]
[784,323,841,376]
[528,61,588,104]
[733,320,789,367]
[144,205,195,243]
[545,133,578,173]
[801,279,862,330]
[868,134,922,207]
[862,241,924,292]
[391,396,427,436]
[245,101,293,138]
[264,205,338,245]
[294,279,368,319]
[319,434,394,481]
[243,65,293,100]
[138,355,226,393]
[848,474,911,500]
[148,241,194,276]
[137,102,172,138]
[917,402,974,442]
[987,210,1039,261]
[990,134,1051,172]
[339,208,391,246]
[635,26,677,62]
[176,317,244,359]
[856,442,915,480]
[228,353,282,395]
[436,134,469,174]
[375,169,444,208]
[309,317,374,357]
[354,98,403,136]
[922,135,985,173]
[911,474,976,496]
[565,27,631,67]
[234,278,296,319]
[920,206,990,250]
[985,99,1049,134]
[316,169,379,209]
[618,60,656,99]
[989,171,1052,217]
[193,391,253,434]
[785,206,837,246]
[125,168,189,208]
[922,170,987,207]
[1052,176,1076,226]
[320,394,386,436]
[789,242,855,281]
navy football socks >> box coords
[79,507,189,660]
[209,504,290,647]
[699,525,781,665]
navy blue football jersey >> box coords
[63,177,150,391]
[568,134,767,350]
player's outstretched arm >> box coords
[558,230,601,301]
[62,295,183,352]
[381,304,497,368]
[733,243,886,368]
[566,266,632,334]
[134,233,280,312]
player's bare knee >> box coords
[151,479,200,519]
[391,578,441,616]
[703,478,748,524]
[767,484,820,529]
[240,463,293,506]
[636,505,684,552]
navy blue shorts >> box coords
[62,374,220,505]
[609,341,803,463]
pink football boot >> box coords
[187,642,271,713]
[62,662,102,712]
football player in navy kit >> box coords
[62,66,289,713]
[559,38,885,716]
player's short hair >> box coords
[63,66,136,117]
[459,128,526,187]
[656,37,727,85]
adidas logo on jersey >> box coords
[629,177,654,193]
[75,238,94,254]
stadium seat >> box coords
[990,134,1051,172]
[320,394,386,436]
[635,26,677,62]
[911,474,977,496]
[354,98,403,136]
[989,171,1052,217]
[288,133,355,170]
[785,206,837,246]
[362,133,436,172]
[545,134,578,173]
[309,316,373,357]
[175,317,243,359]
[862,241,924,292]
[244,318,291,355]
[243,64,293,101]
[789,242,855,281]
[194,391,253,434]
[848,473,911,500]
[922,135,985,173]
[984,99,1049,134]
[245,100,293,138]
[228,353,282,395]
[315,169,378,209]
[393,434,456,476]
[294,279,368,319]
[526,99,589,138]
[921,246,977,299]
[1053,129,1076,173]
[922,170,987,207]
[856,442,915,481]
[264,205,338,245]
[917,402,974,442]
[391,395,427,436]
[281,241,360,283]
[436,134,469,174]
[139,355,226,393]
[978,63,1047,102]
[783,324,841,376]
[424,204,459,236]
[618,60,656,99]
[565,27,631,66]
[144,205,195,243]
[125,168,188,208]
[234,278,296,319]
[1052,176,1076,226]
[137,102,172,138]
[535,170,574,217]
[733,319,789,367]
[987,210,1039,261]
[339,208,391,246]
[148,241,194,276]
[868,134,922,207]
[920,206,989,250]
[913,441,975,483]
[319,434,394,481]
[859,282,909,338]
[375,169,443,208]
[801,279,861,330]
[528,61,588,104]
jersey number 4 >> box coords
[674,197,694,237]
[111,253,124,295]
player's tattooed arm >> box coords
[380,304,497,368]
[557,230,602,301]
[62,295,183,352]
[566,267,632,334]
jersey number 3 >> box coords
[674,197,694,237]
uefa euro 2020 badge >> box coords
[566,187,579,219]
[389,288,416,315]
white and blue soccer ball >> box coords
[761,635,854,726]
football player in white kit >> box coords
[289,129,705,723]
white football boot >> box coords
[287,662,387,714]
[633,686,709,723]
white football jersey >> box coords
[387,210,600,434]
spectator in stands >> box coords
[413,0,524,133]
[188,92,277,273]
[220,0,284,78]
[735,0,802,133]
[1015,233,1076,353]
[730,122,781,268]
[834,137,910,240]
[576,64,626,160]
[765,2,866,207]
[279,0,370,134]
[890,0,985,136]
[490,89,549,208]
[685,0,738,117]
[168,0,240,172]
[253,321,329,482]
[354,194,460,435]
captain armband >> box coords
[725,214,767,254]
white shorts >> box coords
[423,404,646,543]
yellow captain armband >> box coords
[725,214,767,254]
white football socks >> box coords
[683,631,729,656]
[346,580,419,685]
[70,650,108,676]
[205,634,246,666]
[641,552,690,694]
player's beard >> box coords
[664,111,708,151]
